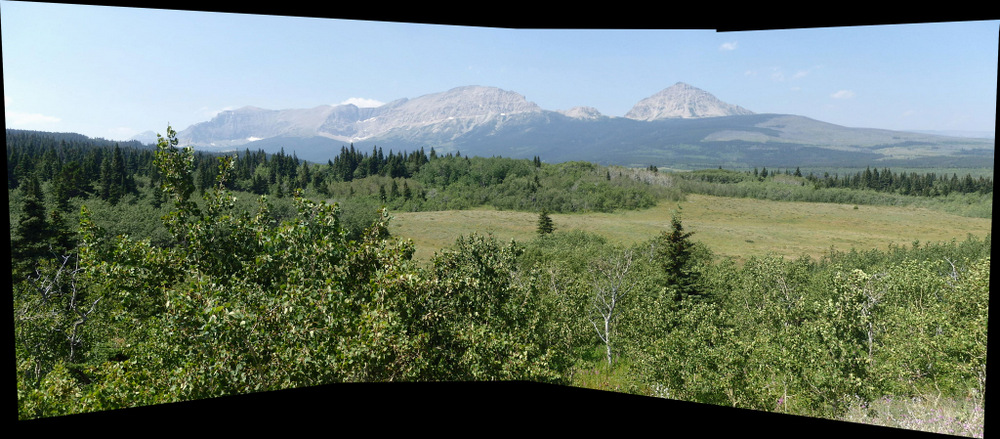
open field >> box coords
[390,194,992,262]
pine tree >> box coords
[656,209,704,301]
[402,182,412,200]
[99,155,112,201]
[51,161,87,211]
[250,173,269,195]
[273,179,285,198]
[12,173,54,267]
[47,209,74,256]
[390,179,400,199]
[536,210,555,235]
[98,144,132,204]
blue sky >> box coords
[3,2,997,141]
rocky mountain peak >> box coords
[391,85,542,119]
[349,85,542,139]
[178,83,760,148]
[625,82,754,121]
[559,106,605,120]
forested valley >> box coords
[9,128,990,435]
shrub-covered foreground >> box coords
[15,130,574,418]
[521,227,988,430]
[13,129,989,434]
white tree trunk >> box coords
[589,249,634,366]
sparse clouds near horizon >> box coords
[5,97,61,127]
[768,67,813,83]
[5,111,61,126]
[831,90,856,99]
[719,41,738,51]
[770,68,786,82]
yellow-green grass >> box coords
[389,194,992,262]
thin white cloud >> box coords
[791,70,810,80]
[340,97,384,108]
[831,90,856,99]
[4,96,61,127]
[769,66,818,83]
[6,110,61,126]
[719,41,738,51]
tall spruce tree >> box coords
[12,173,55,269]
[98,144,133,204]
[656,209,703,301]
[537,210,555,235]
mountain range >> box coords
[147,82,993,168]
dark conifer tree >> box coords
[402,181,412,200]
[390,179,400,199]
[250,173,269,195]
[12,173,54,267]
[656,210,704,302]
[536,209,555,235]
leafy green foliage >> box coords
[325,154,683,214]
[619,235,990,418]
[10,127,991,429]
[418,234,574,381]
[14,126,579,419]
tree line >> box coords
[681,165,992,197]
[7,129,683,228]
[805,166,992,197]
[675,167,993,218]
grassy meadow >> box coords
[390,193,993,262]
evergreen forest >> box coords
[9,128,991,434]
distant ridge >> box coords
[176,83,751,148]
[162,83,991,168]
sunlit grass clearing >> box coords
[390,194,992,262]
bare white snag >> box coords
[588,248,635,366]
[23,254,100,363]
